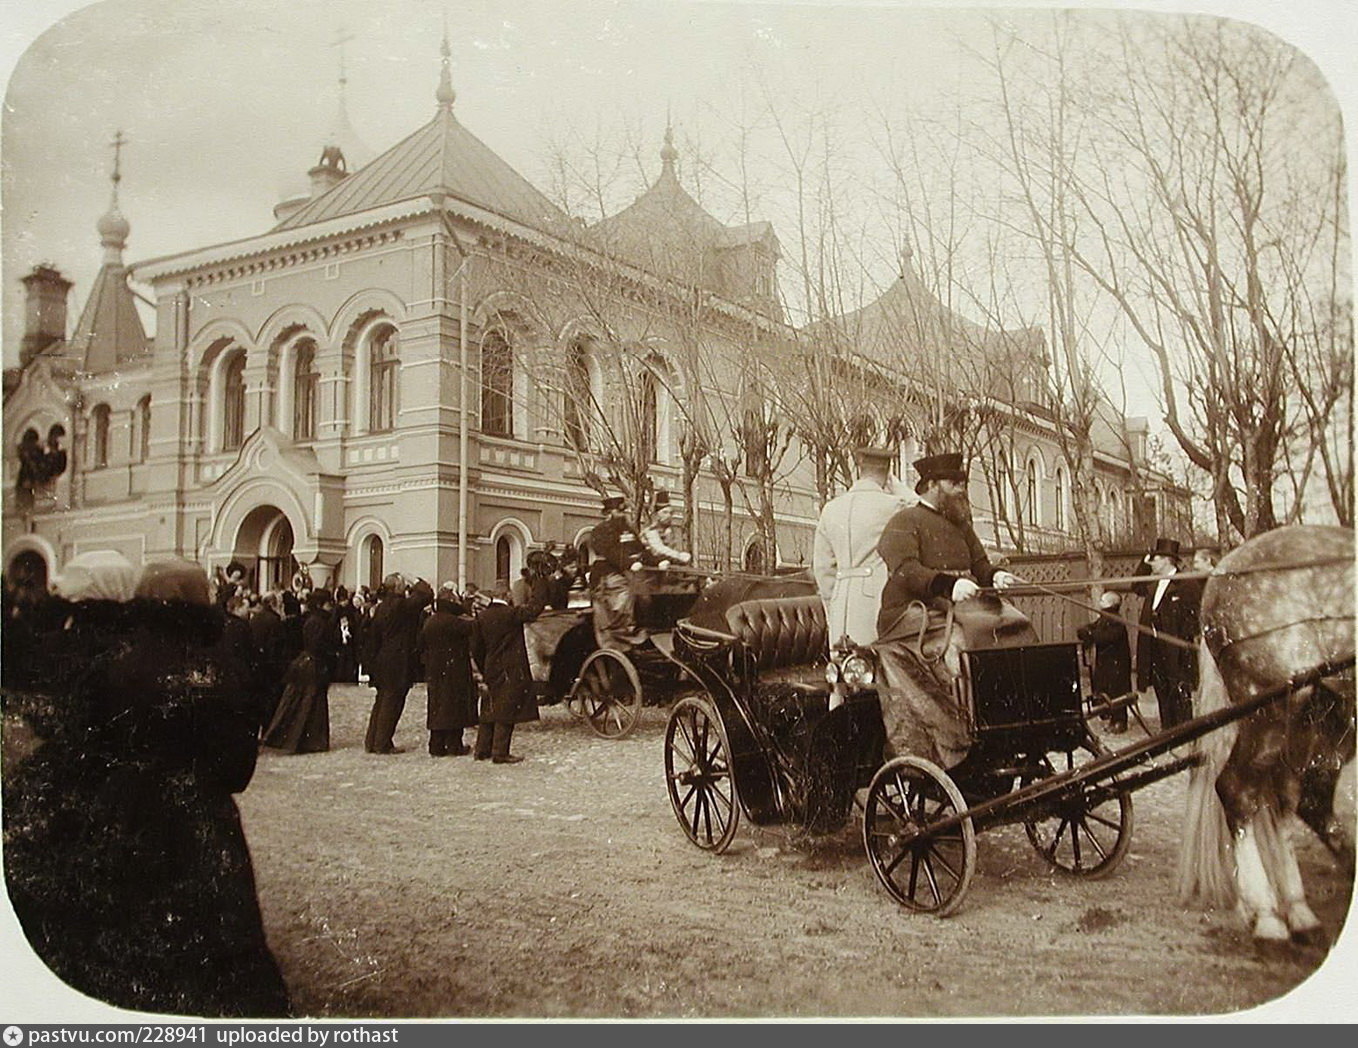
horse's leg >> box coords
[1252,794,1323,941]
[1217,723,1291,942]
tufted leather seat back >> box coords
[724,595,828,671]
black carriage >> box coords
[663,592,1146,916]
[528,567,709,740]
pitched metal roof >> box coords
[69,261,149,374]
[273,107,567,233]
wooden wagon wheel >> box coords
[1021,737,1134,879]
[570,648,644,739]
[863,756,976,917]
[665,696,741,852]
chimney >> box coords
[308,145,348,198]
[20,264,73,366]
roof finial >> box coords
[660,118,678,174]
[332,26,355,107]
[97,130,130,260]
[436,20,456,111]
[899,240,914,279]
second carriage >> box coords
[524,565,714,739]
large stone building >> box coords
[2,50,1188,593]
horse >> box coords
[1177,524,1356,945]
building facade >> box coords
[2,55,1189,593]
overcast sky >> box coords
[0,0,1354,424]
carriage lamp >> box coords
[840,654,876,687]
[825,661,841,685]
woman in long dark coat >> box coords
[3,555,291,1018]
[471,587,543,763]
[417,590,478,756]
[261,588,337,754]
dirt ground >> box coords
[207,683,1352,1022]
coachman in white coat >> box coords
[812,447,911,647]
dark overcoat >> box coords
[1077,613,1133,698]
[472,599,543,724]
[418,602,478,731]
[876,503,999,636]
[1132,566,1201,692]
[367,582,433,693]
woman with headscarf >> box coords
[3,554,291,1018]
[261,586,337,754]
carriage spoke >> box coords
[1074,820,1110,864]
[919,853,943,906]
[1083,809,1123,833]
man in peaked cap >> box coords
[1132,536,1201,730]
[871,451,1027,770]
[812,446,911,650]
[588,492,647,651]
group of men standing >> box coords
[813,446,1207,768]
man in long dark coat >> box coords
[589,494,647,651]
[1132,537,1201,731]
[249,591,292,730]
[874,453,1024,768]
[471,586,544,764]
[363,573,434,754]
[418,586,478,756]
[1077,591,1134,733]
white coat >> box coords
[812,477,911,646]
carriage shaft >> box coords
[907,656,1355,842]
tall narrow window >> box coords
[1054,467,1067,531]
[481,330,513,437]
[293,340,318,441]
[564,337,591,449]
[223,352,247,450]
[135,395,151,463]
[495,535,511,585]
[743,408,767,477]
[366,535,384,592]
[369,328,399,432]
[1025,460,1038,526]
[91,404,111,469]
[639,370,658,464]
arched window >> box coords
[365,534,384,592]
[564,337,591,449]
[495,535,512,585]
[1024,459,1039,527]
[639,370,659,464]
[1108,489,1122,539]
[91,404,111,469]
[223,352,247,450]
[743,538,766,574]
[1054,467,1067,531]
[292,339,318,441]
[481,330,514,437]
[134,395,151,463]
[368,328,399,432]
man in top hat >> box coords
[589,493,647,650]
[812,446,911,649]
[872,452,1027,770]
[1132,537,1201,730]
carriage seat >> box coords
[723,595,829,688]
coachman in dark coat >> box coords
[418,592,478,756]
[471,591,543,763]
[363,574,434,754]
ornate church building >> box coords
[2,46,1188,593]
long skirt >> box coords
[261,653,330,754]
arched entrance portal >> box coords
[234,505,297,593]
[5,549,49,603]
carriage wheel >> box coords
[1022,739,1133,879]
[571,649,644,740]
[863,756,976,917]
[665,696,741,853]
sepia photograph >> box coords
[1,0,1354,1023]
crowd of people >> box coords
[813,446,1213,772]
